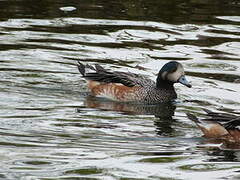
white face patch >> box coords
[167,65,184,82]
[161,71,168,80]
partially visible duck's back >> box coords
[187,109,240,143]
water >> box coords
[1,0,240,179]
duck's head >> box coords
[156,61,192,88]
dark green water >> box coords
[0,0,240,179]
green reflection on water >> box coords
[65,167,103,175]
[179,163,240,171]
[139,156,187,163]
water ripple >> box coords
[0,1,240,179]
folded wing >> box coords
[77,61,154,87]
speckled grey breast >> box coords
[129,81,177,104]
[136,84,177,104]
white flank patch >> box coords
[96,87,118,101]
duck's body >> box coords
[77,61,191,103]
[187,109,240,143]
[87,82,177,103]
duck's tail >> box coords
[77,61,86,76]
[77,61,103,77]
[77,61,137,87]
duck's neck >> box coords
[156,78,175,90]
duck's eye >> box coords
[168,67,177,74]
[166,66,185,82]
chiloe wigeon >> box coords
[77,61,191,103]
[187,109,240,144]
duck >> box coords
[77,61,191,103]
[187,109,240,143]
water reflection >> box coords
[1,0,239,24]
[154,117,176,136]
[81,96,176,136]
[207,149,240,162]
[83,96,176,117]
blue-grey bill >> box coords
[178,75,192,88]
